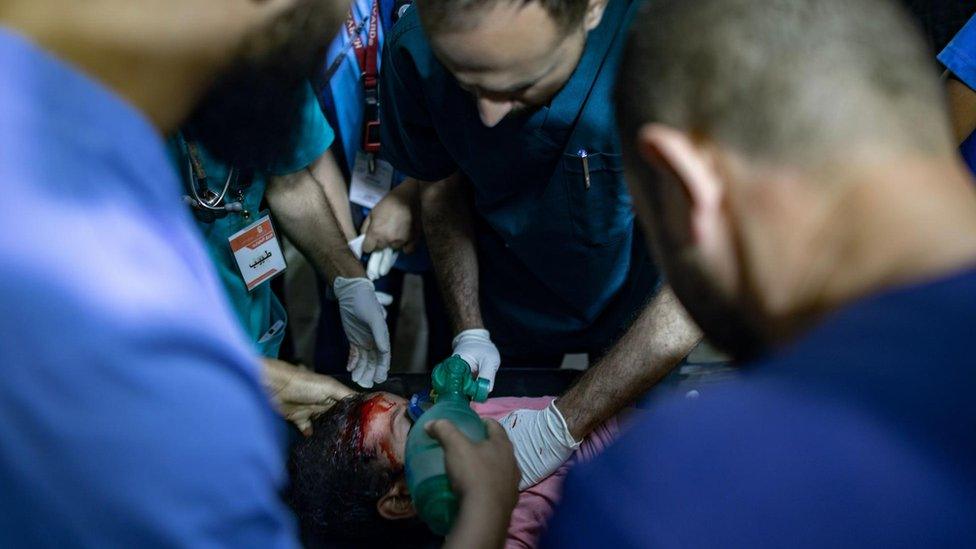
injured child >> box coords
[288,392,619,548]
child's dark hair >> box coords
[286,393,432,546]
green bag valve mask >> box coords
[404,355,490,536]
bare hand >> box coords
[262,359,356,434]
[362,179,419,254]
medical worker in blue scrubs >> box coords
[941,11,976,171]
[544,0,976,546]
[0,0,358,544]
[381,0,701,490]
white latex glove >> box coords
[499,400,580,490]
[366,247,399,281]
[347,236,394,305]
[348,234,367,259]
[349,234,400,282]
[452,328,501,391]
[333,277,391,388]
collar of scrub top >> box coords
[546,0,634,134]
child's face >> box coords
[360,393,414,469]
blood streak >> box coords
[356,395,401,468]
[379,439,401,470]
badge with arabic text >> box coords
[229,215,287,291]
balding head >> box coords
[617,0,951,168]
[615,0,959,358]
[415,0,610,127]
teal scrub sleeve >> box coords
[379,16,459,182]
[939,14,976,91]
[269,83,335,176]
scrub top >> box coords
[168,85,334,358]
[0,29,296,546]
[381,0,658,356]
[939,13,976,173]
[543,267,976,548]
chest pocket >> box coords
[562,151,633,247]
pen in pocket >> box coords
[577,148,591,191]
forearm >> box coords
[262,358,355,409]
[420,173,484,332]
[312,148,358,240]
[444,496,511,549]
[390,177,421,207]
[556,285,701,440]
[945,74,976,144]
[262,358,356,432]
[262,358,351,403]
[266,151,365,283]
[262,357,295,400]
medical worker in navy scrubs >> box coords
[544,0,976,546]
[381,0,701,489]
[941,12,976,172]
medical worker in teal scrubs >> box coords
[171,85,393,388]
[380,0,701,489]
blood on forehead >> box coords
[358,394,393,449]
[338,394,402,469]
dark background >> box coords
[901,0,975,57]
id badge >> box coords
[229,214,287,292]
[349,151,394,209]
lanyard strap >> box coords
[345,0,383,154]
[346,0,381,89]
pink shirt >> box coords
[472,397,620,549]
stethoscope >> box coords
[179,135,247,220]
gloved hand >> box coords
[452,328,501,390]
[366,247,399,281]
[333,277,391,389]
[499,400,580,490]
[347,236,396,304]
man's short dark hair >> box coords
[416,0,590,35]
[616,0,953,170]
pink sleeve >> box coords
[472,397,620,549]
[471,396,553,420]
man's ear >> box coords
[635,124,725,247]
[583,0,610,31]
[377,478,416,520]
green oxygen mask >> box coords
[404,355,490,536]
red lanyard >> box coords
[345,1,383,154]
[346,0,380,89]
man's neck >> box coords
[766,155,976,345]
[0,2,223,134]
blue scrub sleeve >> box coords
[269,83,335,176]
[0,266,298,547]
[379,18,458,182]
[939,14,976,91]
